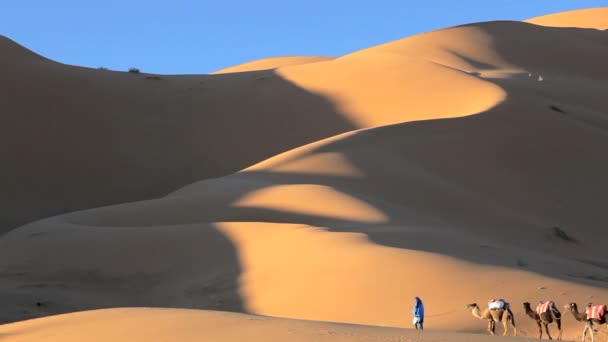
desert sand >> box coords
[1,308,532,342]
[526,7,608,29]
[212,56,334,74]
[1,7,607,342]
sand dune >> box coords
[212,56,334,74]
[4,8,606,231]
[527,7,608,29]
[0,308,529,342]
[0,30,504,231]
[0,39,351,231]
[1,6,608,342]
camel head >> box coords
[465,303,479,310]
[565,302,578,312]
[564,302,590,322]
[523,302,531,310]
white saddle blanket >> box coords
[488,299,506,310]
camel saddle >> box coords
[537,301,561,318]
[537,301,554,314]
[488,299,507,310]
[586,304,607,320]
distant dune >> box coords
[1,7,607,342]
[526,7,608,29]
[0,39,350,231]
[212,56,334,74]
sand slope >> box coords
[527,7,608,29]
[0,26,505,231]
[212,56,334,74]
[0,308,530,342]
[0,38,352,231]
[7,9,606,231]
[1,6,608,342]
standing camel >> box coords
[523,301,562,340]
[564,302,607,342]
[466,302,517,336]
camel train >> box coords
[465,299,607,341]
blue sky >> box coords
[1,1,605,74]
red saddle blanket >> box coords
[537,301,554,315]
[587,305,606,320]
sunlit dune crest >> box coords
[212,56,335,74]
[234,185,387,223]
[247,152,365,178]
[526,7,608,29]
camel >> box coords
[466,302,517,336]
[523,301,562,340]
[564,302,607,342]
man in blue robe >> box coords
[412,296,424,330]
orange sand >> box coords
[212,56,334,74]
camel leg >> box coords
[582,322,590,342]
[581,324,585,342]
[556,319,562,340]
[502,318,509,336]
[536,320,543,339]
[509,309,517,336]
[487,320,495,335]
[544,322,553,340]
